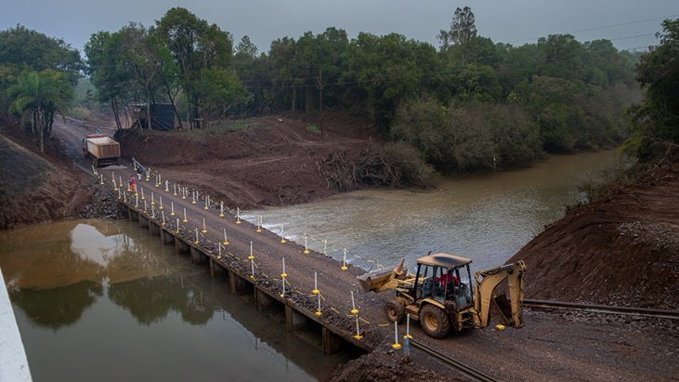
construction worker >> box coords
[128,175,137,194]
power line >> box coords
[507,14,678,44]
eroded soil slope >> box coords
[509,161,679,309]
[118,114,377,209]
[0,131,92,229]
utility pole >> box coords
[316,68,325,139]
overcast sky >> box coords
[2,0,678,56]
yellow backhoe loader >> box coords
[359,252,526,338]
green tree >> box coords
[7,70,73,152]
[632,18,679,156]
[156,7,237,128]
[438,6,477,54]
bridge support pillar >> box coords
[174,237,190,255]
[148,221,160,236]
[210,259,226,278]
[285,305,308,331]
[255,288,275,311]
[190,247,208,265]
[160,229,174,245]
[138,214,149,228]
[228,271,252,295]
[322,327,344,355]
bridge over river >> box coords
[101,164,394,355]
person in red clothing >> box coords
[128,175,137,193]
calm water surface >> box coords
[247,150,623,272]
[0,220,349,382]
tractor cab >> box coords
[411,252,474,310]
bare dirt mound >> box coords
[0,132,92,230]
[119,113,379,209]
[508,161,679,309]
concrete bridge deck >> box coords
[103,166,392,354]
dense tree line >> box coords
[2,7,674,172]
[0,25,81,152]
[629,19,679,161]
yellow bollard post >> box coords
[280,258,287,298]
[392,322,402,350]
[353,315,363,340]
[256,216,262,233]
[280,224,287,244]
[249,258,255,279]
[312,272,320,295]
[404,314,413,340]
[223,229,229,245]
[341,248,348,271]
[248,241,254,260]
[303,233,310,254]
[315,293,322,317]
[350,291,359,316]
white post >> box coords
[218,242,222,257]
[341,248,348,271]
[165,180,169,192]
[195,227,199,244]
[280,223,287,244]
[117,188,121,200]
[350,291,359,315]
[171,202,175,216]
[119,176,123,189]
[249,241,254,260]
[250,258,255,279]
[204,195,209,210]
[135,194,139,207]
[143,200,147,212]
[151,192,155,206]
[159,196,163,210]
[236,207,241,224]
[315,293,322,317]
[141,188,145,200]
[176,218,180,233]
[161,211,166,226]
[220,201,224,218]
[312,272,319,295]
[280,258,287,297]
[202,218,207,234]
[183,208,187,223]
[173,183,177,196]
[303,233,310,254]
[99,174,103,185]
[223,229,229,245]
[323,239,327,255]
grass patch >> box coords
[306,124,320,134]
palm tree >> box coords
[7,70,72,153]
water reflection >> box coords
[11,281,103,329]
[109,276,213,326]
[0,220,346,381]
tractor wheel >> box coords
[384,299,405,323]
[419,304,451,338]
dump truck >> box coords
[359,253,526,338]
[82,134,120,167]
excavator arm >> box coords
[473,260,526,328]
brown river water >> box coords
[0,150,621,381]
